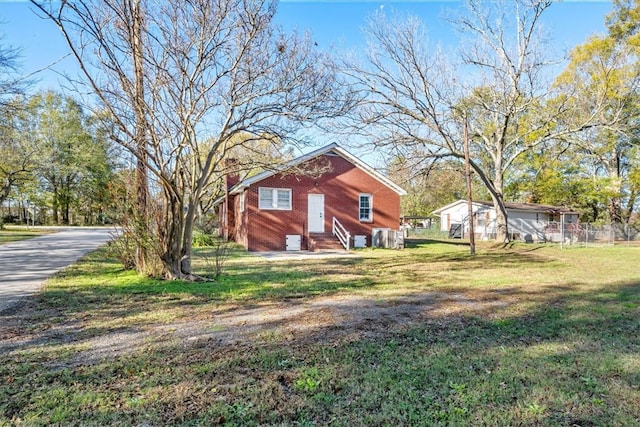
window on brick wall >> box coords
[239,192,245,212]
[258,187,292,210]
[359,193,372,222]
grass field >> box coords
[0,227,55,244]
[1,240,639,426]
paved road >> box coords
[0,227,114,313]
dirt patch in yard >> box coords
[0,290,516,365]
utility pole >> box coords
[464,114,475,256]
[131,0,150,271]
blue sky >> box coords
[1,0,612,92]
[276,1,612,51]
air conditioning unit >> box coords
[393,231,405,249]
[371,229,404,249]
[371,228,389,247]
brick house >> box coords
[215,143,406,251]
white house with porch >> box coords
[432,200,580,242]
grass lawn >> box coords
[0,227,55,244]
[1,239,639,426]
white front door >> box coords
[308,194,325,233]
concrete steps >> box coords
[309,232,345,251]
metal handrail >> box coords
[332,217,351,250]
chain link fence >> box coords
[557,223,640,247]
[403,220,640,247]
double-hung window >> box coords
[359,193,372,222]
[258,187,292,210]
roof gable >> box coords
[230,143,407,196]
[432,200,489,214]
[501,201,579,215]
[433,199,579,215]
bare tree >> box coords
[31,0,353,278]
[0,38,28,111]
[343,0,625,242]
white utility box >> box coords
[354,235,367,248]
[285,235,301,251]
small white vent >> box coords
[286,235,301,251]
[354,235,367,248]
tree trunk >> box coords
[180,201,198,276]
[0,179,13,206]
[492,158,509,242]
[491,193,509,243]
[52,179,59,224]
[606,153,624,224]
[608,197,623,224]
[62,206,69,225]
[624,189,636,224]
[160,190,186,279]
[62,175,71,225]
[591,203,600,223]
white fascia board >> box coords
[432,199,492,216]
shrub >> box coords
[192,230,218,247]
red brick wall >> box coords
[234,190,249,249]
[242,154,401,251]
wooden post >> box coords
[464,114,475,256]
[131,0,150,271]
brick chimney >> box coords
[224,158,240,191]
[223,158,240,241]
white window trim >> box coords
[258,187,292,210]
[359,193,373,222]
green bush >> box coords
[192,230,218,247]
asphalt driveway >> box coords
[0,227,113,313]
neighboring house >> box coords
[432,199,580,242]
[214,143,406,251]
